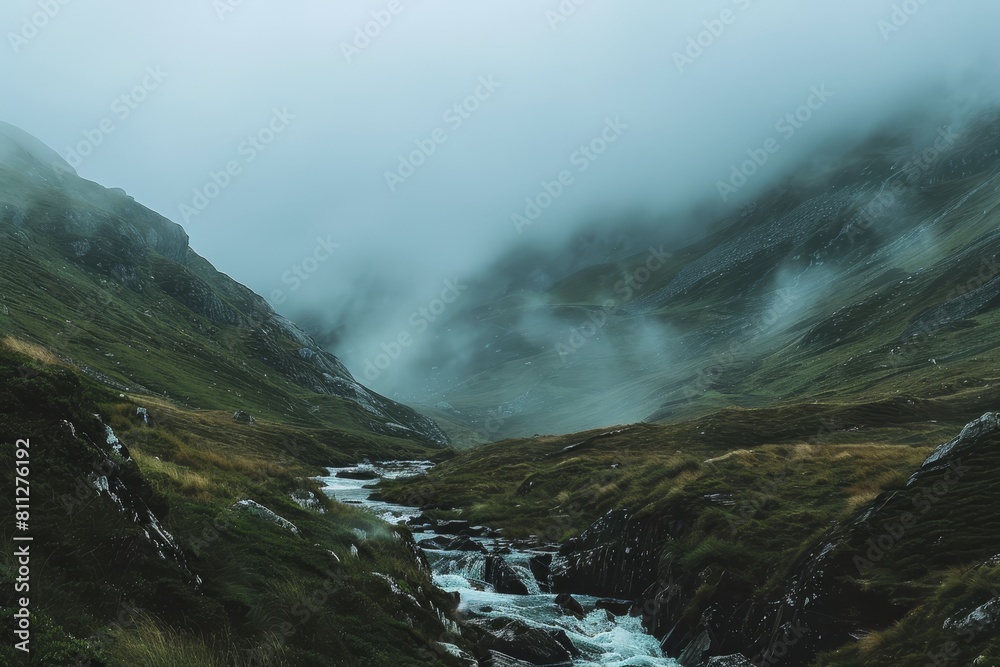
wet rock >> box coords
[677,629,711,667]
[529,554,552,592]
[408,513,435,526]
[706,656,753,667]
[437,520,486,537]
[551,509,673,598]
[485,652,538,667]
[595,599,632,616]
[484,556,530,595]
[475,617,577,665]
[554,593,585,620]
[335,469,379,480]
[944,597,1000,638]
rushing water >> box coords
[316,462,679,667]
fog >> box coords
[5,0,1000,425]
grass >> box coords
[0,339,469,666]
[107,617,234,667]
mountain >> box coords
[0,124,467,666]
[369,112,1000,446]
[379,111,1000,666]
[8,105,1000,666]
[0,122,446,449]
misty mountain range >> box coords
[6,2,1000,666]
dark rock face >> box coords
[484,556,530,595]
[551,509,674,599]
[334,469,378,480]
[595,598,632,616]
[705,655,753,667]
[944,597,1000,639]
[474,618,577,665]
[436,520,487,537]
[645,413,1000,666]
[528,553,552,593]
[554,593,585,620]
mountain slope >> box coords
[379,112,1000,666]
[373,112,1000,444]
[0,123,446,447]
[0,125,468,666]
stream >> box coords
[316,461,679,667]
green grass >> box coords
[0,337,467,666]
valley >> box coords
[5,109,1000,665]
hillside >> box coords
[379,112,1000,666]
[0,125,467,666]
[376,113,1000,446]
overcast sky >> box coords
[5,0,1000,386]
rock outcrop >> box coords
[645,412,1000,665]
[551,509,674,599]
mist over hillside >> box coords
[303,104,1000,442]
[6,2,1000,436]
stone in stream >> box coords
[706,655,754,667]
[554,593,585,620]
[528,553,552,592]
[485,652,539,667]
[407,513,435,526]
[484,555,530,595]
[474,617,578,665]
[595,598,632,616]
[551,509,670,599]
[334,469,379,480]
[421,535,486,553]
[436,520,487,537]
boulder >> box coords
[554,593,585,620]
[475,618,577,665]
[529,554,552,592]
[437,520,486,537]
[551,509,673,598]
[334,469,379,480]
[484,556,530,595]
[595,598,632,616]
